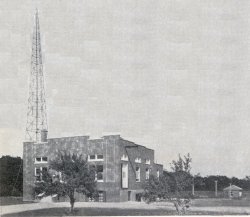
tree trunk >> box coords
[69,193,75,213]
[173,199,190,215]
[70,198,75,213]
[173,200,181,215]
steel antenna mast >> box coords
[25,10,48,142]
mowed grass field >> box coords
[3,207,243,216]
[1,196,250,216]
[192,198,250,207]
[0,197,35,206]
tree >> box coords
[143,175,169,203]
[170,153,192,173]
[168,153,193,214]
[35,151,97,213]
[0,156,23,196]
[143,153,193,215]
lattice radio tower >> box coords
[25,10,48,142]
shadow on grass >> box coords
[2,207,244,216]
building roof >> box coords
[223,185,243,191]
[120,138,154,151]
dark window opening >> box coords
[35,168,41,181]
[90,155,95,160]
[89,165,96,174]
[128,191,131,201]
[97,154,103,159]
[35,167,47,181]
[89,165,96,170]
[36,157,41,162]
[97,165,103,181]
[42,157,48,162]
[136,193,142,202]
[97,165,103,172]
[36,176,41,181]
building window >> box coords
[89,155,95,160]
[35,157,48,163]
[88,154,104,162]
[53,171,63,183]
[145,159,150,165]
[88,197,95,202]
[136,166,140,182]
[121,154,128,161]
[146,168,150,180]
[98,191,105,202]
[35,168,41,181]
[89,164,96,170]
[135,157,141,163]
[35,167,47,181]
[96,165,104,182]
[97,154,103,160]
[88,191,105,202]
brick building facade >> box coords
[23,133,163,202]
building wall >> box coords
[23,135,163,202]
[23,142,35,201]
[224,190,242,198]
[119,139,155,190]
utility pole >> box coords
[25,10,48,142]
[192,177,195,196]
[229,183,232,199]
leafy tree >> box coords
[168,154,193,214]
[192,173,206,191]
[171,153,192,173]
[35,151,97,213]
[143,154,193,215]
[143,175,169,203]
[0,156,23,196]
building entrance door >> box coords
[128,191,131,201]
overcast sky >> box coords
[0,0,250,178]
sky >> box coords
[0,0,250,178]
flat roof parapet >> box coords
[48,135,90,140]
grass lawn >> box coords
[192,198,250,207]
[2,207,244,216]
[1,197,249,216]
[0,197,35,206]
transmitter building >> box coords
[23,132,163,202]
